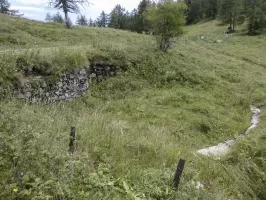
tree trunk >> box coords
[232,12,236,31]
[251,4,255,33]
[64,10,71,29]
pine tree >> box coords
[88,18,93,26]
[76,15,88,26]
[0,0,10,14]
[128,9,138,32]
[185,0,206,24]
[96,11,108,27]
[243,0,266,34]
[206,0,219,19]
[136,0,151,33]
[219,0,244,31]
[45,13,52,22]
[52,12,64,23]
[0,0,22,16]
[109,5,127,29]
[49,0,90,28]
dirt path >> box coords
[197,106,261,157]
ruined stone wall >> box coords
[14,61,118,103]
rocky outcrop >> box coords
[14,61,118,103]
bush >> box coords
[146,0,187,52]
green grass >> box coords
[0,14,151,50]
[1,14,266,199]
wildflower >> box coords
[13,188,18,193]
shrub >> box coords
[146,0,187,52]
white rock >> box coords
[216,40,223,43]
[196,182,204,189]
[197,106,261,157]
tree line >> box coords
[45,0,153,34]
[2,0,265,34]
[44,0,186,52]
[54,0,265,34]
[185,0,266,34]
[72,0,266,34]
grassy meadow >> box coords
[1,14,266,199]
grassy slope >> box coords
[0,14,150,49]
[1,14,266,199]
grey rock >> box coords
[70,74,75,79]
[58,82,63,88]
[17,94,25,99]
[90,73,97,78]
[26,92,32,98]
[14,65,117,103]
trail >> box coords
[197,106,261,157]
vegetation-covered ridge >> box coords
[1,13,266,199]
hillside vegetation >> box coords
[1,14,266,199]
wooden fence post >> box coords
[174,159,186,190]
[69,127,76,154]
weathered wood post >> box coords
[69,127,76,154]
[174,159,186,190]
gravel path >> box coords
[197,106,261,157]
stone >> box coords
[80,68,87,75]
[14,63,117,103]
[39,88,44,94]
[17,94,25,99]
[31,98,37,103]
[58,82,63,88]
[70,74,75,79]
[90,73,97,78]
[41,82,47,88]
[25,92,32,98]
[59,96,65,100]
[216,40,223,43]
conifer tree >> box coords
[136,0,151,33]
[76,15,88,26]
[88,18,93,26]
[206,0,219,19]
[96,11,108,27]
[243,0,266,34]
[109,4,127,29]
[219,0,244,31]
[51,12,64,23]
[49,0,90,28]
[45,13,52,22]
[0,0,9,14]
